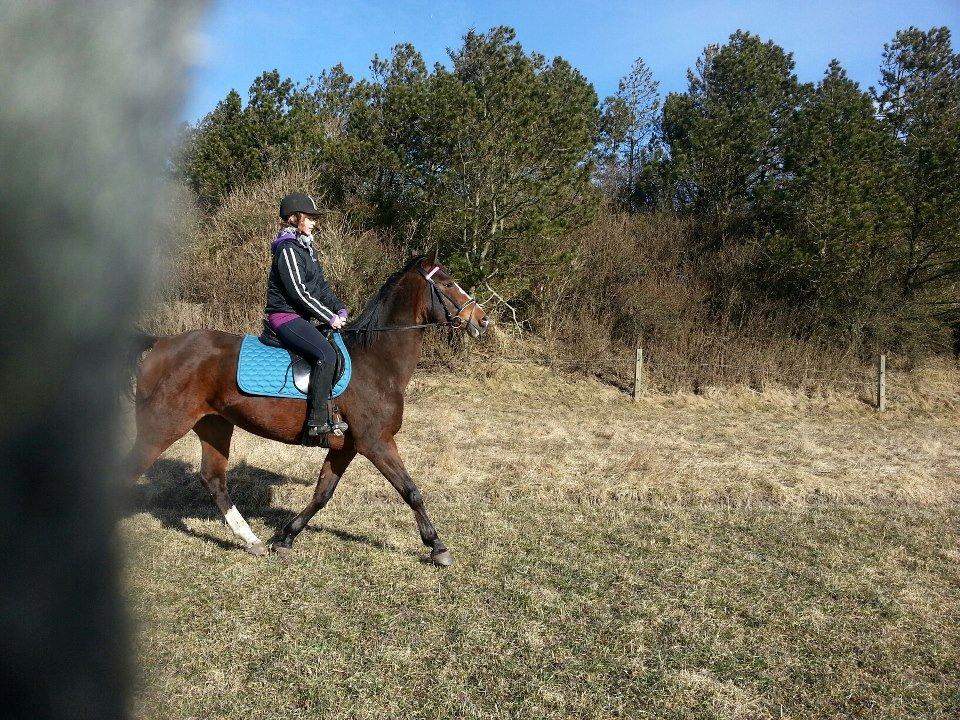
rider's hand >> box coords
[329,315,345,329]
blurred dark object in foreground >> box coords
[0,3,201,718]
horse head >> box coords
[417,252,489,339]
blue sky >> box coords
[183,1,959,122]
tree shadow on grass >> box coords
[130,458,399,556]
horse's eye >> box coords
[444,282,454,289]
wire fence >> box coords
[648,360,874,389]
[416,326,893,407]
[420,341,887,407]
[630,348,888,408]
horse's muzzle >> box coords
[468,315,489,339]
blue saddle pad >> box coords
[236,332,351,400]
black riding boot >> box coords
[303,361,336,446]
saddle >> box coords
[257,321,346,395]
[247,322,350,449]
[236,323,350,399]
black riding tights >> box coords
[275,317,337,366]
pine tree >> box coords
[180,70,354,206]
[350,27,600,290]
[661,31,801,238]
[596,57,660,207]
[180,89,254,203]
[874,26,960,324]
[770,60,905,336]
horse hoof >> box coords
[245,542,269,557]
[431,549,454,567]
[271,542,293,557]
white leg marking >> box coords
[224,505,262,546]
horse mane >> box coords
[344,255,425,349]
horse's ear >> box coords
[427,247,437,266]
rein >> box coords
[340,265,476,335]
[340,319,461,334]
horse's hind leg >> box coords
[124,436,173,483]
[273,440,357,554]
[366,437,452,567]
[194,414,267,557]
[124,401,198,483]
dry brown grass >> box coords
[124,354,960,509]
[123,357,960,719]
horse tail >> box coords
[123,329,160,399]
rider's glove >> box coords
[328,308,348,328]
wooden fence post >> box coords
[877,353,886,412]
[633,348,643,401]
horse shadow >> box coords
[129,458,395,555]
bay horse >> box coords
[126,253,488,566]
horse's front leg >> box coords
[367,437,453,567]
[273,442,356,554]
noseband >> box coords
[420,266,478,328]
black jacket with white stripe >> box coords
[264,230,346,322]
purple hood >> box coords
[270,229,298,254]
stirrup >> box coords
[326,401,348,435]
[302,424,330,448]
[302,423,346,450]
[307,424,333,437]
[307,420,348,436]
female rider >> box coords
[264,192,349,446]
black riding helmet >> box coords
[279,192,320,219]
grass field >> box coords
[124,360,960,719]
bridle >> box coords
[340,264,478,335]
[419,265,478,330]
